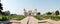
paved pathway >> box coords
[28,16,38,24]
[20,16,38,24]
[20,16,29,24]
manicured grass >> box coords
[0,16,9,21]
[34,16,44,20]
[0,16,26,21]
[34,16,60,21]
[9,16,26,20]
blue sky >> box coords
[1,0,60,15]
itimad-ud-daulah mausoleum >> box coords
[23,9,37,16]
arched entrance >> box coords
[28,13,32,16]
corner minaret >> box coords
[23,9,27,16]
[35,9,37,12]
[34,9,37,16]
[24,9,26,12]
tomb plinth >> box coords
[23,9,37,16]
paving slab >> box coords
[20,16,38,24]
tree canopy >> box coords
[55,10,59,15]
[46,12,52,15]
[0,3,3,10]
[37,12,40,15]
[0,3,3,14]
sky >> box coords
[1,0,60,15]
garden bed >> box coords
[0,16,26,21]
[34,16,60,21]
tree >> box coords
[55,10,59,15]
[0,3,3,14]
[46,12,52,15]
[4,11,10,16]
[2,12,5,15]
[0,3,3,10]
[2,11,10,16]
[37,12,40,15]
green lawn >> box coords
[34,16,60,21]
[0,16,26,21]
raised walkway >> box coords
[20,16,38,24]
